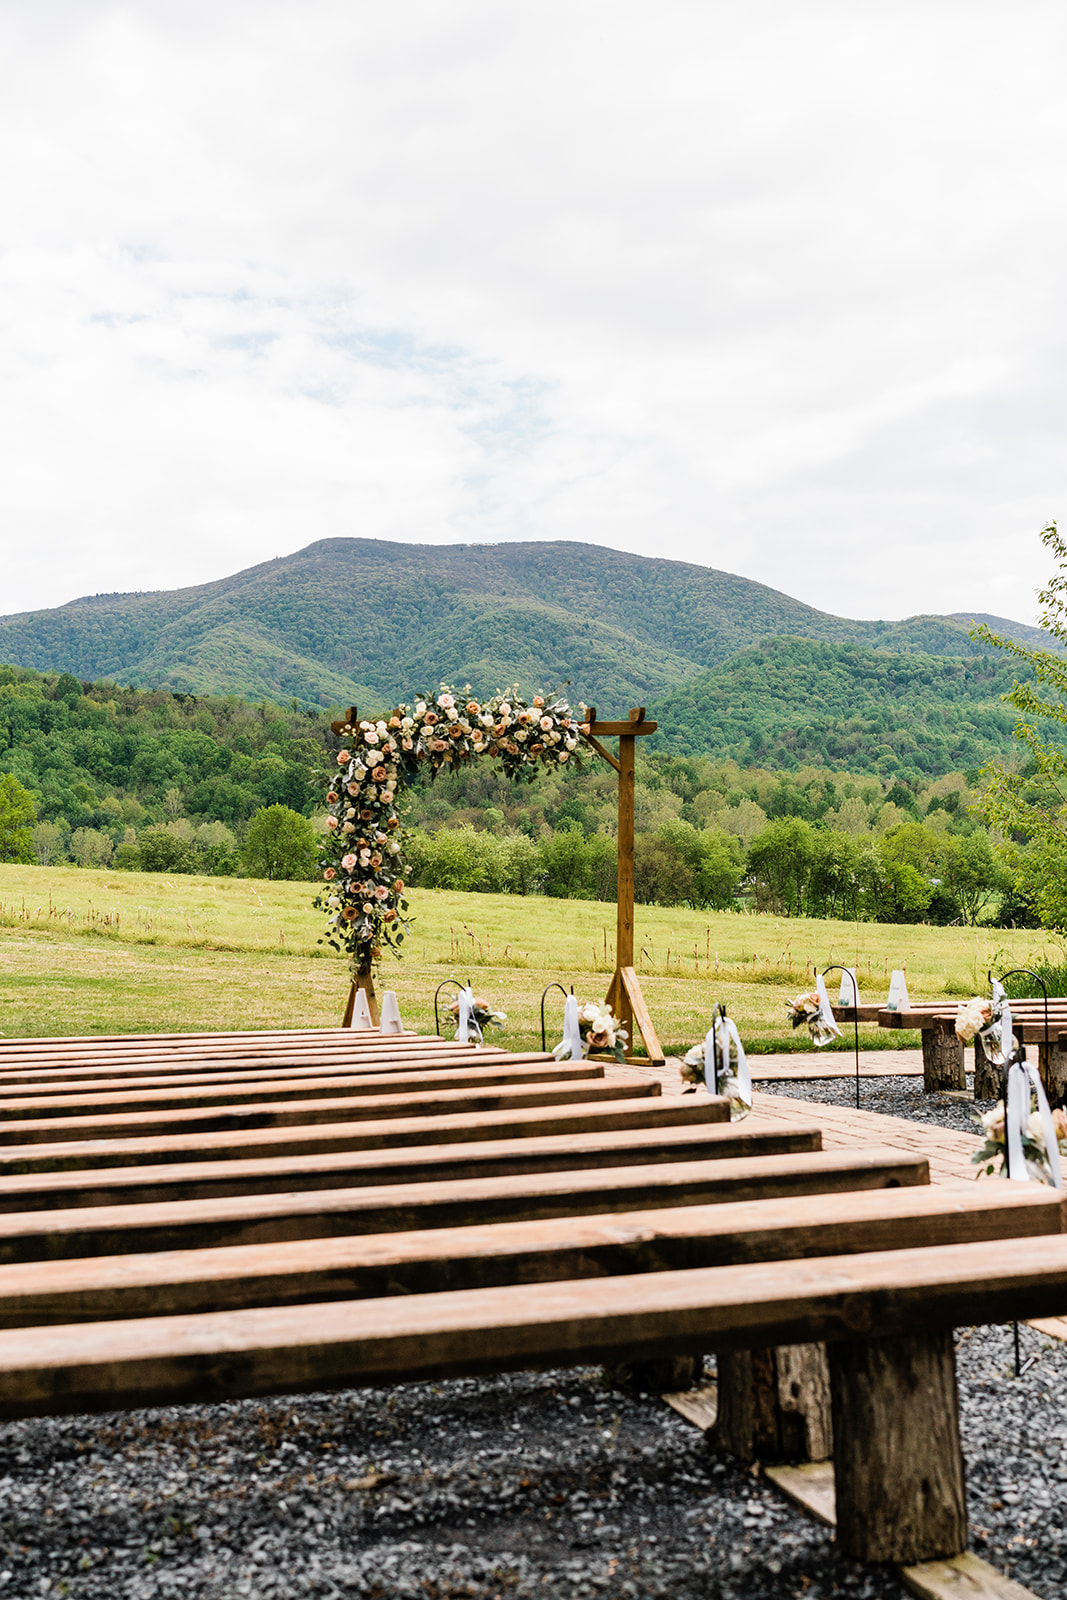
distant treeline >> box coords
[0,664,1029,925]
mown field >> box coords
[0,864,1059,1051]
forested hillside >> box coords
[648,638,1024,777]
[0,666,319,871]
[0,537,1051,712]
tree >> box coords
[241,805,318,881]
[974,522,1067,926]
[0,774,36,863]
[747,818,816,915]
[138,824,196,873]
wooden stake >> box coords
[342,965,380,1029]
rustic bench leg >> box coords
[828,1330,966,1564]
[714,1344,831,1464]
[923,1025,965,1093]
[1037,1041,1067,1110]
[973,1033,1001,1100]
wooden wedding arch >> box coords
[321,693,664,1065]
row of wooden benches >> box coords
[0,1024,1063,1569]
[836,996,1067,1099]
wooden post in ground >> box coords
[1037,1039,1067,1109]
[341,962,380,1029]
[973,1032,1001,1100]
[828,1329,967,1563]
[715,1344,832,1464]
[583,708,665,1066]
[922,1022,966,1092]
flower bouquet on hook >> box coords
[955,994,1008,1063]
[577,1002,628,1063]
[449,994,507,1035]
[681,1018,751,1119]
[973,1100,1067,1185]
[786,989,842,1049]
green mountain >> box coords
[0,537,1047,715]
[648,637,1025,778]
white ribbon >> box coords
[702,1025,716,1091]
[554,994,585,1061]
[378,990,403,1035]
[715,1014,752,1107]
[990,979,1012,1066]
[456,986,483,1046]
[814,973,842,1045]
[1006,1057,1063,1189]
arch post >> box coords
[584,707,665,1066]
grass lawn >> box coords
[1,864,1059,1052]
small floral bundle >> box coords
[786,990,840,1049]
[973,1101,1067,1185]
[955,994,1006,1057]
[681,1034,750,1120]
[578,1002,628,1062]
[449,995,507,1033]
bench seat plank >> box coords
[0,1079,657,1145]
[0,1185,1054,1326]
[0,1121,824,1211]
[0,1047,548,1090]
[0,1097,730,1175]
[0,1231,1063,1419]
[0,1147,923,1261]
[0,1062,607,1117]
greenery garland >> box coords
[315,685,582,969]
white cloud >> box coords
[0,0,1064,624]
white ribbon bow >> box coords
[456,985,483,1046]
[1006,1053,1063,1189]
[554,994,585,1061]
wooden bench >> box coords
[0,1146,925,1256]
[1,1232,1066,1563]
[0,1095,731,1173]
[837,996,1067,1101]
[0,1075,660,1144]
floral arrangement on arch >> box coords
[315,685,581,969]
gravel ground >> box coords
[758,1071,992,1135]
[1,1075,1063,1600]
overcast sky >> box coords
[1,1,1064,625]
